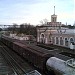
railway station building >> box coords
[37,6,75,49]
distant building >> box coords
[9,33,35,41]
[37,6,75,49]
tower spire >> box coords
[54,6,55,15]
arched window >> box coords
[56,37,59,44]
[60,37,63,45]
[49,34,52,42]
[41,34,44,38]
[40,34,45,43]
[65,38,68,46]
[70,38,74,44]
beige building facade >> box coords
[37,6,75,49]
[37,26,75,48]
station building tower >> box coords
[47,6,61,27]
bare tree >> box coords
[40,18,48,25]
[12,23,18,34]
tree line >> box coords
[6,23,37,37]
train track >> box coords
[0,52,14,75]
[1,47,27,75]
[0,43,34,75]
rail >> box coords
[1,46,27,75]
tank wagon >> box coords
[46,57,75,75]
[1,35,54,74]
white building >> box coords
[9,33,35,41]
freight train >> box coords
[1,35,55,74]
[1,35,75,75]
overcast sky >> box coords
[0,0,74,25]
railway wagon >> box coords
[24,47,53,71]
[13,42,27,55]
[1,35,14,49]
[1,35,54,73]
[13,41,54,71]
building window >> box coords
[41,34,45,43]
[52,18,55,22]
[56,37,59,44]
[41,34,44,38]
[60,37,63,45]
[65,38,68,46]
[70,38,74,44]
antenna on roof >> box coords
[54,6,55,15]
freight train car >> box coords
[1,35,14,49]
[1,35,54,74]
[13,41,54,72]
[13,42,26,55]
